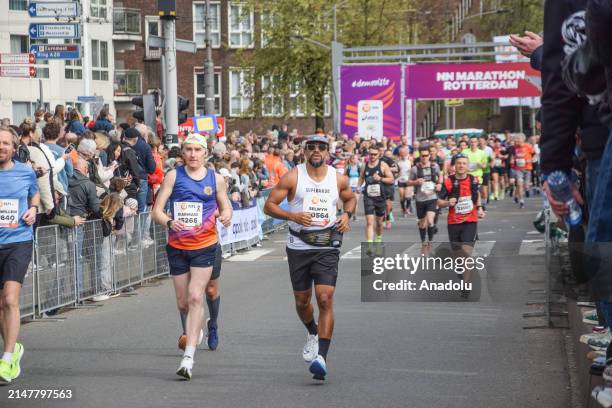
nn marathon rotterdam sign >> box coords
[405,62,541,100]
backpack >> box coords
[416,163,439,183]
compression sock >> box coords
[206,296,220,328]
[427,226,435,241]
[375,235,383,242]
[304,319,318,336]
[180,311,187,335]
[419,228,427,242]
[318,338,331,360]
[400,200,406,211]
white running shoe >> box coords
[302,334,319,362]
[176,356,193,380]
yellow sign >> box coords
[445,99,464,107]
[195,117,215,132]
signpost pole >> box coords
[38,79,43,110]
[81,0,91,117]
[203,0,215,117]
[445,105,450,129]
[161,8,179,145]
[331,41,343,134]
[452,106,456,131]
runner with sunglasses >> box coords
[264,135,356,381]
[359,145,394,244]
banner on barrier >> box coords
[217,206,260,245]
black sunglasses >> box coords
[306,143,328,151]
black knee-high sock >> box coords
[303,319,318,335]
[206,296,220,327]
[319,338,331,360]
[405,198,411,210]
[427,226,435,241]
[419,228,426,242]
[434,211,439,226]
[180,311,187,335]
[400,199,406,211]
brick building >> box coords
[112,0,331,135]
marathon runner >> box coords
[437,154,485,299]
[263,135,356,381]
[359,145,394,243]
[509,133,534,209]
[346,154,361,221]
[396,147,413,217]
[462,137,488,210]
[381,147,398,229]
[478,135,494,204]
[152,133,232,380]
[408,147,441,253]
[0,127,39,384]
[491,138,508,200]
[429,144,446,234]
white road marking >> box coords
[519,240,546,256]
[341,245,362,259]
[527,230,543,235]
[227,249,275,262]
[472,241,496,257]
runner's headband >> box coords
[183,133,207,147]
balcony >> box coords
[146,47,162,60]
[114,70,142,102]
[113,8,142,41]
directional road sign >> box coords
[0,53,35,65]
[28,2,80,18]
[77,96,101,103]
[0,66,37,78]
[29,23,81,39]
[148,35,197,54]
[30,44,81,60]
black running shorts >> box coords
[492,167,506,175]
[397,182,409,188]
[0,241,33,288]
[363,195,386,217]
[167,243,219,276]
[416,199,437,219]
[286,248,340,291]
[447,222,478,250]
[482,173,491,185]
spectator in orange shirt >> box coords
[265,145,287,186]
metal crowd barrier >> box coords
[21,198,287,319]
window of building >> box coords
[228,3,253,48]
[10,35,28,54]
[195,70,222,115]
[65,39,82,79]
[9,0,27,11]
[145,16,162,59]
[260,10,276,47]
[193,2,220,48]
[262,76,283,117]
[90,0,107,19]
[229,70,252,116]
[91,40,109,81]
[289,82,307,117]
[12,102,36,124]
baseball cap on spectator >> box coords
[78,139,97,157]
[124,128,140,139]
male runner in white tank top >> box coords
[264,135,356,381]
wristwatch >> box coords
[166,219,174,229]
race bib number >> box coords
[455,196,474,215]
[0,199,19,228]
[366,184,381,197]
[422,181,435,194]
[516,158,526,168]
[349,178,359,188]
[468,162,477,172]
[336,168,345,175]
[173,202,203,228]
[303,192,332,227]
[495,159,502,167]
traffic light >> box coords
[178,95,189,124]
[131,96,145,122]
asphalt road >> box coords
[1,195,570,408]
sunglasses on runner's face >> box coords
[306,143,328,151]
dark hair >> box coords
[69,110,80,121]
[19,120,36,138]
[43,122,61,141]
[419,146,430,153]
[106,141,122,162]
[98,109,108,120]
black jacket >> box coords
[132,138,156,180]
[541,0,609,173]
[119,143,142,199]
[68,170,100,218]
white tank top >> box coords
[397,159,411,182]
[287,164,339,250]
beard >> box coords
[308,156,324,168]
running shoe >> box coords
[207,318,218,351]
[514,197,519,204]
[385,221,392,229]
[309,355,327,380]
[525,190,530,198]
[584,310,599,325]
[11,343,23,380]
[580,332,611,345]
[0,360,11,385]
[303,334,319,362]
[178,329,205,351]
[519,200,525,209]
[588,337,611,351]
[176,356,193,380]
[389,212,395,223]
[592,386,612,408]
